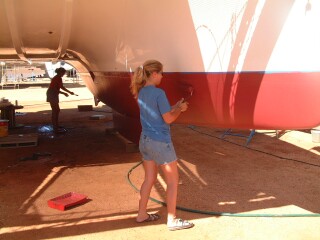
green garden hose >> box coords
[127,161,320,217]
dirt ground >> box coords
[0,82,320,240]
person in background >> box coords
[46,67,75,133]
[130,59,194,231]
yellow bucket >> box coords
[0,119,9,137]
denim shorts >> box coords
[46,88,59,103]
[139,134,177,165]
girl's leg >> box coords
[160,160,179,222]
[161,160,194,230]
[136,160,158,222]
[50,102,60,131]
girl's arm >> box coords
[60,86,75,95]
[162,99,188,124]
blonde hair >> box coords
[130,59,163,98]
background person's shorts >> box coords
[46,88,59,103]
[139,134,177,165]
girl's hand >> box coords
[179,101,188,112]
[64,93,69,97]
[177,98,188,112]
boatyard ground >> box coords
[0,81,319,240]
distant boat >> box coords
[0,0,319,142]
[4,66,45,80]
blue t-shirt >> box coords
[138,85,171,142]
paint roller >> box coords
[183,86,194,102]
[178,83,194,102]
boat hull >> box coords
[85,71,320,143]
[1,0,320,142]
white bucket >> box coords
[311,129,320,143]
[0,119,9,137]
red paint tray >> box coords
[48,192,88,211]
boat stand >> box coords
[220,129,256,146]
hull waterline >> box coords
[86,71,320,143]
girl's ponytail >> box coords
[130,60,163,98]
[130,66,146,98]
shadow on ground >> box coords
[0,107,319,240]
